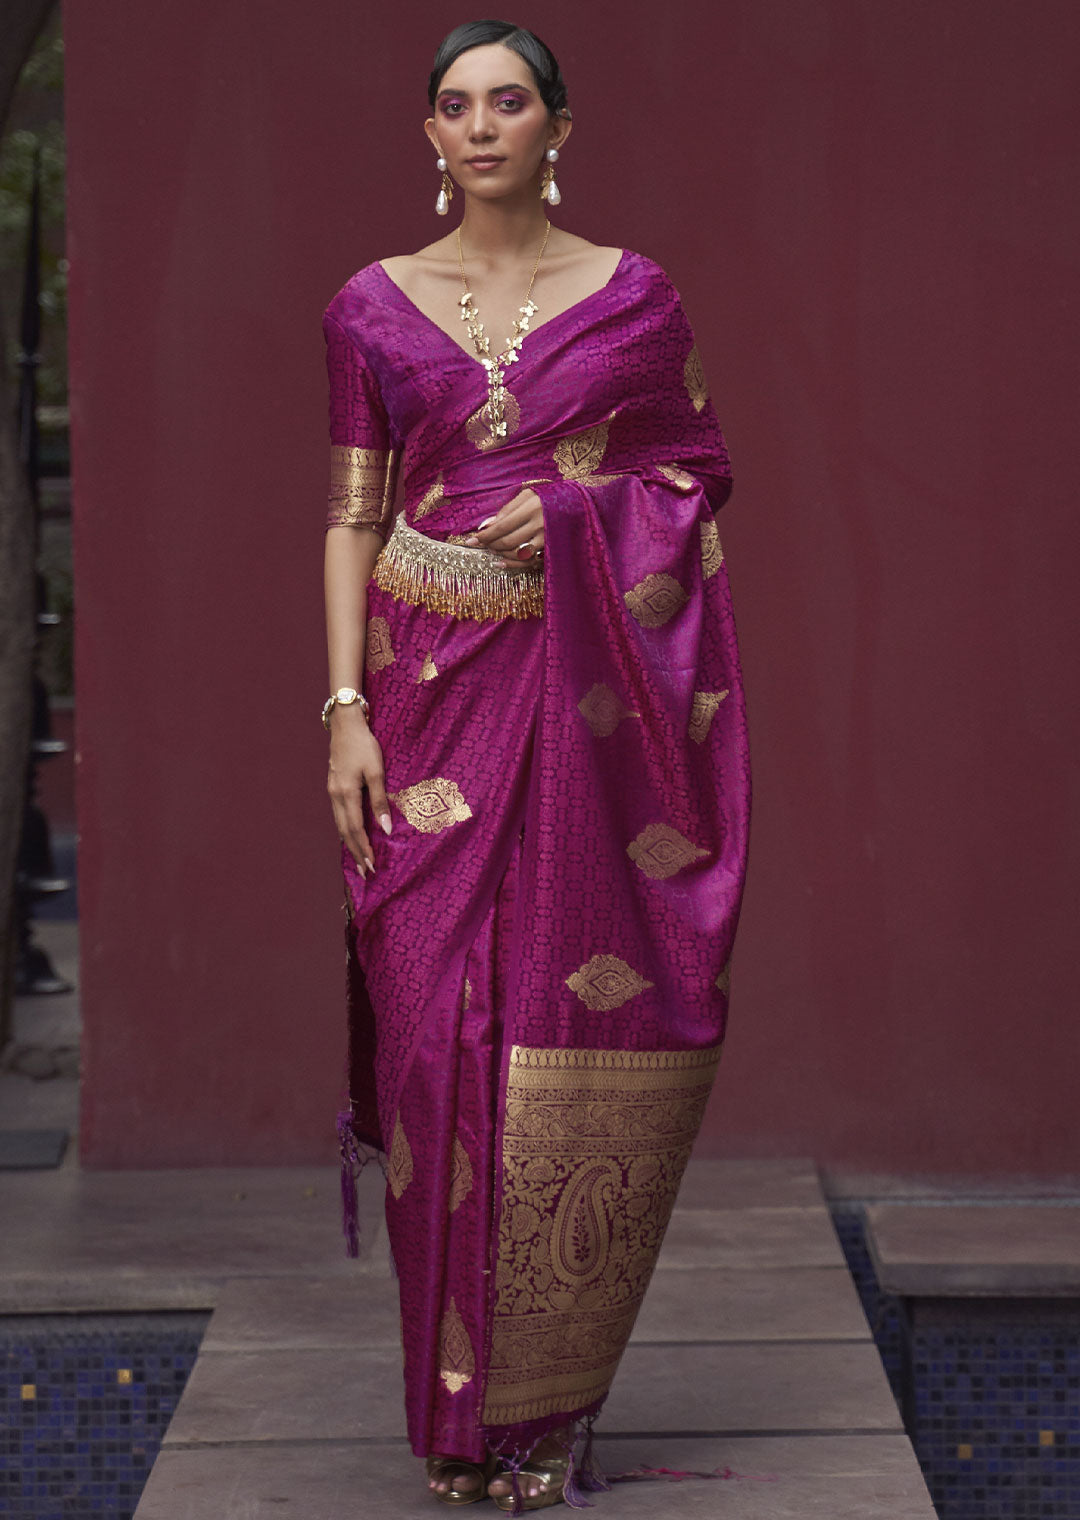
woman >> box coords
[323,19,750,1512]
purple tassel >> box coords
[336,1109,364,1258]
[576,1413,611,1493]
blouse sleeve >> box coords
[323,310,398,536]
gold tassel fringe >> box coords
[372,515,544,622]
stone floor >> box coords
[0,1154,936,1518]
[0,925,935,1517]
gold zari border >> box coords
[372,514,544,622]
[326,445,397,533]
[482,1040,723,1426]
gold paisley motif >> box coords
[417,650,439,682]
[566,954,654,1012]
[388,1113,413,1200]
[700,517,724,579]
[689,689,729,744]
[466,390,521,451]
[577,682,639,738]
[412,474,444,520]
[627,822,709,880]
[439,1297,475,1394]
[624,573,689,628]
[388,777,473,834]
[554,422,610,480]
[483,1041,724,1426]
[658,462,695,492]
[449,1134,474,1214]
[715,959,732,997]
[365,615,395,673]
[684,345,709,413]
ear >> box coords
[548,115,572,154]
[424,119,441,155]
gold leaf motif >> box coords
[365,615,395,673]
[463,976,473,1009]
[684,345,709,413]
[624,573,689,628]
[439,1297,475,1394]
[715,959,732,997]
[554,422,610,481]
[627,822,709,880]
[566,953,654,1012]
[466,390,521,451]
[388,1112,413,1200]
[700,517,724,579]
[449,1134,474,1214]
[577,682,638,738]
[417,650,439,682]
[689,689,729,744]
[412,474,444,520]
[389,777,473,834]
[658,462,695,492]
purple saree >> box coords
[324,248,751,1484]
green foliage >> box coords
[0,24,66,406]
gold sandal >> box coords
[426,1452,499,1505]
[491,1453,569,1512]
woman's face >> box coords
[424,43,569,200]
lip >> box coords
[465,156,505,168]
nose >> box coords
[469,102,496,142]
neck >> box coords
[456,190,551,265]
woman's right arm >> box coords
[324,524,392,874]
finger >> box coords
[366,771,393,836]
[466,491,539,547]
[483,510,542,553]
[340,792,375,873]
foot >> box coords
[426,1455,487,1500]
[487,1428,570,1504]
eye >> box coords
[439,100,466,116]
[497,95,524,111]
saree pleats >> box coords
[327,247,751,1463]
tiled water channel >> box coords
[833,1205,1080,1519]
[0,1312,207,1518]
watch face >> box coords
[335,687,358,704]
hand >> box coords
[327,708,391,876]
[463,487,544,570]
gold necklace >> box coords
[456,221,551,441]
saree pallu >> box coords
[323,249,751,1475]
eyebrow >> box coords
[436,82,534,100]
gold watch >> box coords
[322,686,371,730]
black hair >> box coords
[427,19,569,116]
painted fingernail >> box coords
[477,515,497,528]
[464,534,479,545]
[366,857,375,873]
[379,813,392,836]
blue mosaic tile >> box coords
[0,1312,207,1519]
[832,1206,1080,1519]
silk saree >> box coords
[323,248,751,1487]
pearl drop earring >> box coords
[435,155,453,216]
[540,146,561,206]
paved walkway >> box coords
[0,1152,935,1518]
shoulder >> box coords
[620,247,681,297]
[323,260,390,334]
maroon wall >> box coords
[65,3,1080,1171]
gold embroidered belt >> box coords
[371,514,544,622]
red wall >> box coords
[65,3,1080,1171]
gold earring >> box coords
[435,155,453,216]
